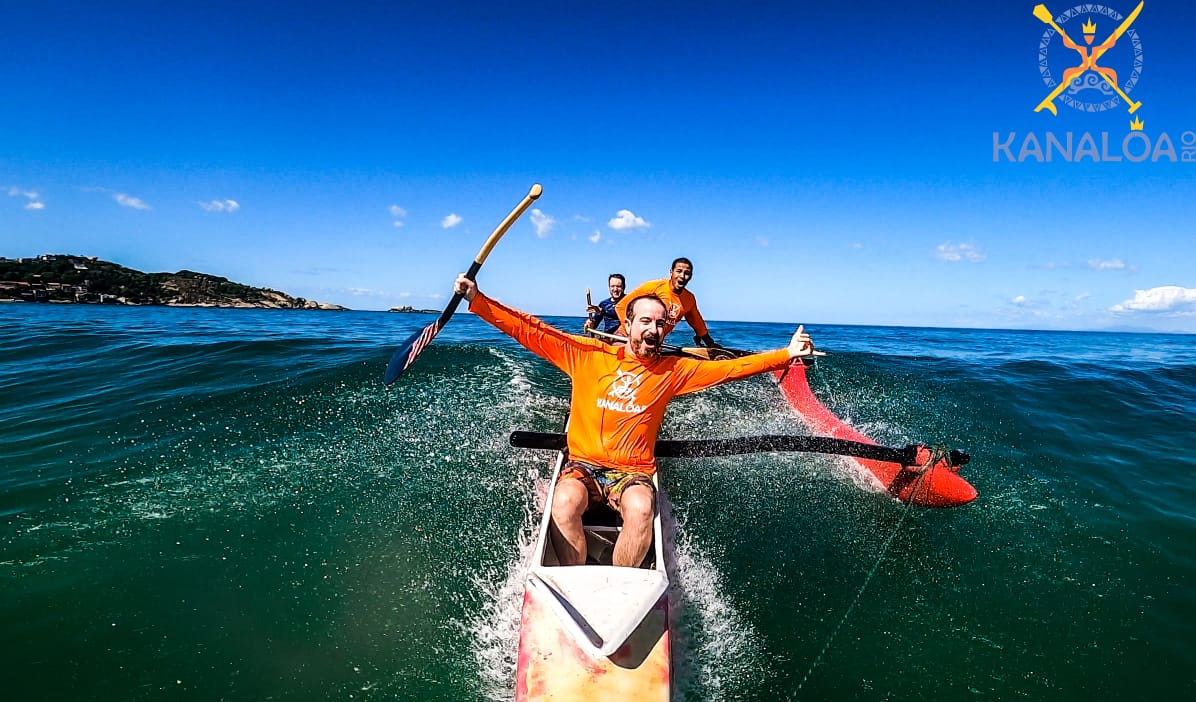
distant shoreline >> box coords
[0,298,349,310]
[1,254,348,310]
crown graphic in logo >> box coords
[1130,114,1145,131]
[1082,17,1097,34]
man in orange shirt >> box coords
[615,257,719,349]
[454,273,817,568]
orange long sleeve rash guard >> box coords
[614,278,709,338]
[470,292,791,475]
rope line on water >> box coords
[789,450,941,700]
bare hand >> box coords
[586,304,601,316]
[787,324,816,358]
[454,274,478,301]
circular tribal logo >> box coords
[1034,2,1144,115]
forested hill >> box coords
[0,254,345,309]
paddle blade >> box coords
[1032,4,1053,23]
[384,320,442,385]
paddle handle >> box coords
[473,183,542,266]
[585,327,756,359]
[384,184,542,386]
[434,183,542,328]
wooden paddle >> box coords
[583,327,823,362]
[383,184,542,385]
[583,288,594,330]
[509,430,970,467]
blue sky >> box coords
[3,0,1195,331]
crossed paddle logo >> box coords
[1033,1,1144,115]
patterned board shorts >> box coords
[558,460,656,509]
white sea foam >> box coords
[663,497,771,700]
[464,478,543,702]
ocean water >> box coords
[2,303,1194,701]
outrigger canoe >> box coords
[583,326,977,507]
[511,341,975,697]
[775,363,977,507]
[515,442,671,700]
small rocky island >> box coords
[388,305,439,313]
[0,254,346,310]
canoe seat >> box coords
[582,503,622,527]
[580,520,656,570]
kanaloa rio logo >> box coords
[994,2,1196,162]
[1033,2,1143,116]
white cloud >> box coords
[441,213,463,229]
[588,230,601,244]
[608,209,650,231]
[530,209,556,238]
[8,187,44,210]
[198,199,240,213]
[935,241,985,263]
[1088,258,1129,271]
[1012,295,1027,305]
[850,242,863,250]
[389,204,407,228]
[114,193,151,210]
[1111,286,1196,314]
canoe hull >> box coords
[514,446,671,699]
[776,363,977,507]
[515,583,670,701]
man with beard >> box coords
[453,273,817,568]
[615,257,719,348]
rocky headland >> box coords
[0,254,347,310]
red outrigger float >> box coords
[774,363,977,508]
[509,341,977,699]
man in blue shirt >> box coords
[583,273,626,334]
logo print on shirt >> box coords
[667,301,681,324]
[608,369,641,400]
[597,369,647,414]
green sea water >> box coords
[2,304,1194,700]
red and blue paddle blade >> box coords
[384,320,442,385]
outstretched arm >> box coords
[456,274,595,374]
[673,324,820,395]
